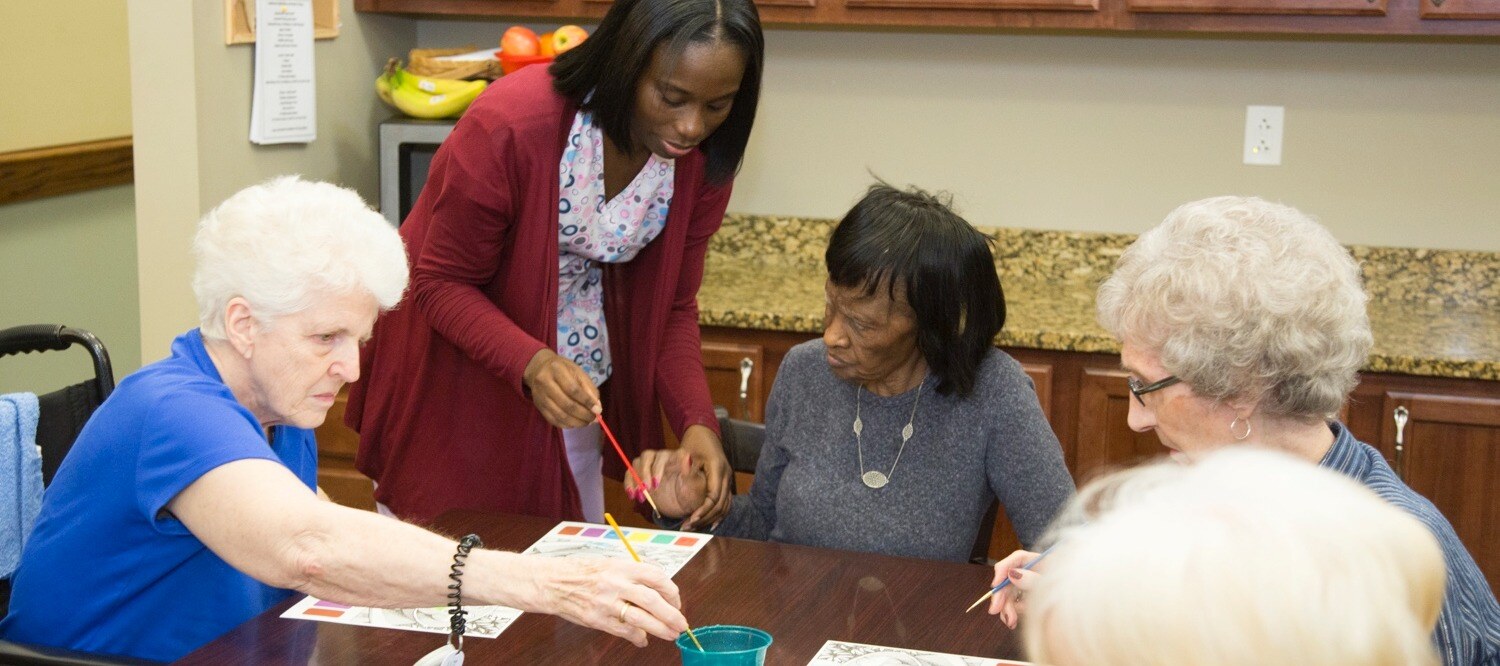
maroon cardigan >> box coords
[346,66,727,523]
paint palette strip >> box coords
[521,521,712,578]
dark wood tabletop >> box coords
[178,510,1022,665]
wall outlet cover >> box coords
[1244,105,1285,166]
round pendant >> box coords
[861,470,889,489]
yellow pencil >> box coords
[603,513,705,652]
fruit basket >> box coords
[497,52,553,76]
[409,45,503,81]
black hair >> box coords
[825,183,1006,398]
[549,0,763,184]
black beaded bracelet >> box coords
[447,534,483,652]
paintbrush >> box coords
[597,415,663,519]
[603,513,705,651]
[965,545,1056,613]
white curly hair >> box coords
[192,176,408,338]
[1096,196,1372,421]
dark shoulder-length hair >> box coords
[825,183,1006,398]
[549,0,763,184]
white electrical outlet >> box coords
[1243,105,1284,166]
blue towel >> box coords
[1,392,41,579]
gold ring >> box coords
[618,601,631,623]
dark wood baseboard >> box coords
[0,137,134,206]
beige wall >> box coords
[0,187,141,394]
[0,2,140,393]
[421,23,1500,252]
[128,0,415,364]
[0,1,133,152]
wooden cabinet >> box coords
[356,0,1500,37]
[1127,0,1385,16]
[1074,367,1166,480]
[703,341,766,422]
[1422,0,1500,18]
[1346,374,1500,594]
[701,325,1500,583]
[844,0,1097,12]
[313,393,377,511]
[1381,391,1500,595]
[314,320,1498,583]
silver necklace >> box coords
[853,379,924,489]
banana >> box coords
[375,73,394,106]
[407,72,479,95]
[375,58,488,119]
[389,78,487,120]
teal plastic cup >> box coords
[676,625,773,665]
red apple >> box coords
[551,25,588,54]
[501,26,540,56]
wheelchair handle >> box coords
[0,324,115,399]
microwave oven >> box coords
[378,117,457,226]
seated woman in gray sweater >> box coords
[628,183,1075,562]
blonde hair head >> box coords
[1024,449,1445,666]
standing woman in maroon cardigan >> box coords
[346,0,763,528]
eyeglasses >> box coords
[1127,374,1181,405]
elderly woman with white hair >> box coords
[0,177,689,662]
[990,196,1499,664]
[1023,448,1448,666]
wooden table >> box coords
[179,511,1022,664]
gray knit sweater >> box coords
[713,340,1075,562]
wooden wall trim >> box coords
[0,137,135,206]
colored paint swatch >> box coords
[558,525,583,536]
[580,527,607,537]
[674,536,698,547]
[628,531,651,542]
[603,530,620,539]
[651,534,676,544]
[303,607,345,618]
[313,600,351,609]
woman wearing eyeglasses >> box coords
[988,196,1499,666]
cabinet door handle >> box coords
[1393,406,1409,480]
[738,357,754,417]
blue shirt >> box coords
[1320,421,1500,666]
[0,329,318,662]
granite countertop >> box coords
[696,215,1500,382]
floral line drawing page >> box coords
[806,640,1032,666]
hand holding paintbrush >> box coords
[624,426,734,530]
[968,545,1055,629]
[598,415,666,519]
[603,513,706,652]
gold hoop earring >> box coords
[1229,416,1252,441]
